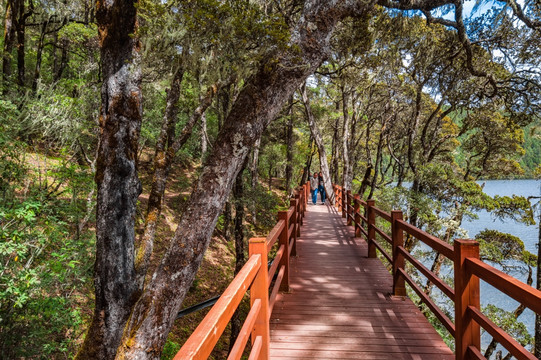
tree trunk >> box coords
[228,159,248,352]
[2,0,19,90]
[250,137,260,224]
[251,137,261,189]
[15,0,27,88]
[358,165,371,197]
[32,19,49,93]
[54,38,69,83]
[300,138,315,186]
[75,0,142,358]
[368,129,384,199]
[285,97,294,195]
[331,109,341,184]
[341,86,353,191]
[201,111,207,160]
[301,82,334,204]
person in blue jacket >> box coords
[318,172,326,205]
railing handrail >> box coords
[175,182,309,359]
[332,183,540,360]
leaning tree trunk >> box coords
[114,2,362,357]
[341,85,354,191]
[301,82,334,205]
[75,0,142,359]
[15,0,27,88]
[285,97,294,195]
[228,158,248,352]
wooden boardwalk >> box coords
[270,203,454,360]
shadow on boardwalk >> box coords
[270,203,454,360]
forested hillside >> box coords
[0,0,540,359]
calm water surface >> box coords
[461,179,540,343]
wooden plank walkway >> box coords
[270,203,454,360]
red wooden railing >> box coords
[333,184,541,360]
[175,182,310,360]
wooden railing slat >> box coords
[468,306,537,360]
[227,299,261,360]
[372,206,391,221]
[467,346,487,360]
[268,244,284,282]
[268,265,286,317]
[398,268,456,336]
[248,336,263,360]
[266,220,285,249]
[466,257,541,315]
[373,225,391,245]
[398,246,455,300]
[174,255,261,360]
[372,239,392,265]
[396,219,454,259]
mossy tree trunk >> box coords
[76,0,142,358]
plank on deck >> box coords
[270,203,454,360]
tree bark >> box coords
[15,0,28,88]
[115,2,362,357]
[330,108,341,184]
[341,86,353,191]
[285,97,294,195]
[32,18,49,93]
[301,82,334,204]
[368,129,384,199]
[201,111,208,159]
[76,0,142,358]
[228,158,248,352]
[2,0,19,90]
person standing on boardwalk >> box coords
[310,172,319,205]
[318,172,326,205]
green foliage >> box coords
[161,339,182,359]
[0,118,95,358]
[483,304,533,352]
[476,229,536,267]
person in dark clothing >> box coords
[318,172,326,205]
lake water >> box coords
[461,179,540,347]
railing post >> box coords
[367,200,376,258]
[391,210,406,296]
[337,186,342,212]
[296,188,304,225]
[342,188,347,218]
[295,193,301,236]
[277,211,290,292]
[354,194,361,237]
[454,239,481,360]
[346,190,353,226]
[290,198,297,257]
[301,185,307,216]
[249,237,270,360]
[305,181,310,206]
